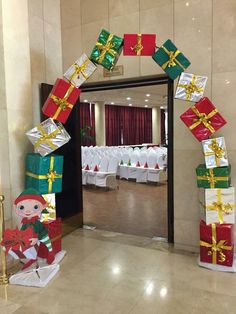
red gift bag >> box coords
[123,34,156,56]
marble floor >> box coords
[1,229,236,314]
[83,180,167,238]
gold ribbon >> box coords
[204,139,226,167]
[51,84,74,120]
[178,75,204,100]
[34,125,59,150]
[206,189,234,224]
[43,195,56,210]
[161,46,185,70]
[200,223,232,264]
[68,59,90,81]
[26,156,62,193]
[131,34,143,56]
[197,168,228,188]
[96,33,117,63]
[189,106,217,133]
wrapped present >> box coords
[26,118,71,156]
[41,194,56,222]
[180,97,227,142]
[175,73,208,102]
[90,29,123,70]
[38,218,62,257]
[25,153,63,194]
[199,187,235,224]
[200,220,234,266]
[123,34,156,56]
[63,53,97,88]
[152,39,191,80]
[202,137,229,169]
[196,164,231,188]
[1,227,38,259]
[42,78,80,123]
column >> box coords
[152,107,160,145]
[95,101,105,146]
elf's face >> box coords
[15,199,45,219]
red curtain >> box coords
[160,109,166,145]
[105,105,152,146]
[80,102,96,146]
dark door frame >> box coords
[80,74,174,243]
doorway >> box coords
[40,74,174,242]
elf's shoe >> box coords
[47,251,55,264]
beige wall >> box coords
[0,0,63,221]
[152,107,160,144]
[61,0,236,250]
[95,102,106,146]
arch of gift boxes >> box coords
[25,29,234,269]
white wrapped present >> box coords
[41,194,56,222]
[63,53,97,87]
[202,137,229,169]
[175,72,207,102]
[26,118,71,156]
[199,187,235,224]
[9,245,38,260]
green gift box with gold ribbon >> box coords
[25,153,63,194]
[152,39,191,80]
[90,29,123,70]
[196,164,231,189]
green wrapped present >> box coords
[25,153,63,194]
[196,164,231,188]
[152,39,191,80]
[90,29,123,70]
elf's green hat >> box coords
[14,188,46,205]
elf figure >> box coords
[14,188,55,269]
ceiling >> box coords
[80,84,168,108]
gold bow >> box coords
[51,84,74,120]
[68,59,90,81]
[189,106,217,133]
[26,156,62,193]
[204,139,226,167]
[161,46,185,70]
[96,33,117,64]
[206,189,234,224]
[197,168,228,188]
[34,125,59,150]
[200,223,232,264]
[178,75,204,100]
[131,34,143,56]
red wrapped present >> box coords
[38,218,62,258]
[180,97,227,142]
[199,220,234,267]
[42,78,80,124]
[123,34,156,56]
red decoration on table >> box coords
[123,34,156,56]
[85,164,90,170]
[38,218,62,258]
[1,227,36,254]
[199,220,234,267]
[42,78,80,124]
[180,97,227,142]
[136,161,141,167]
[155,163,160,169]
[144,162,148,168]
[94,165,99,171]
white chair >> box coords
[127,150,140,180]
[119,153,130,179]
[95,157,119,189]
[82,154,93,185]
[136,151,148,183]
[87,156,101,185]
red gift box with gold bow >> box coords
[199,220,234,267]
[180,97,227,142]
[42,78,80,124]
[123,34,156,56]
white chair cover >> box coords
[87,156,101,185]
[96,157,118,187]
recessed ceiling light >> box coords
[186,2,189,6]
[84,99,88,102]
[126,97,131,100]
[145,105,148,108]
[160,106,164,109]
[146,94,150,97]
[111,102,115,104]
[129,103,132,106]
[145,99,149,102]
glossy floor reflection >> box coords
[83,180,167,238]
[1,229,236,314]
